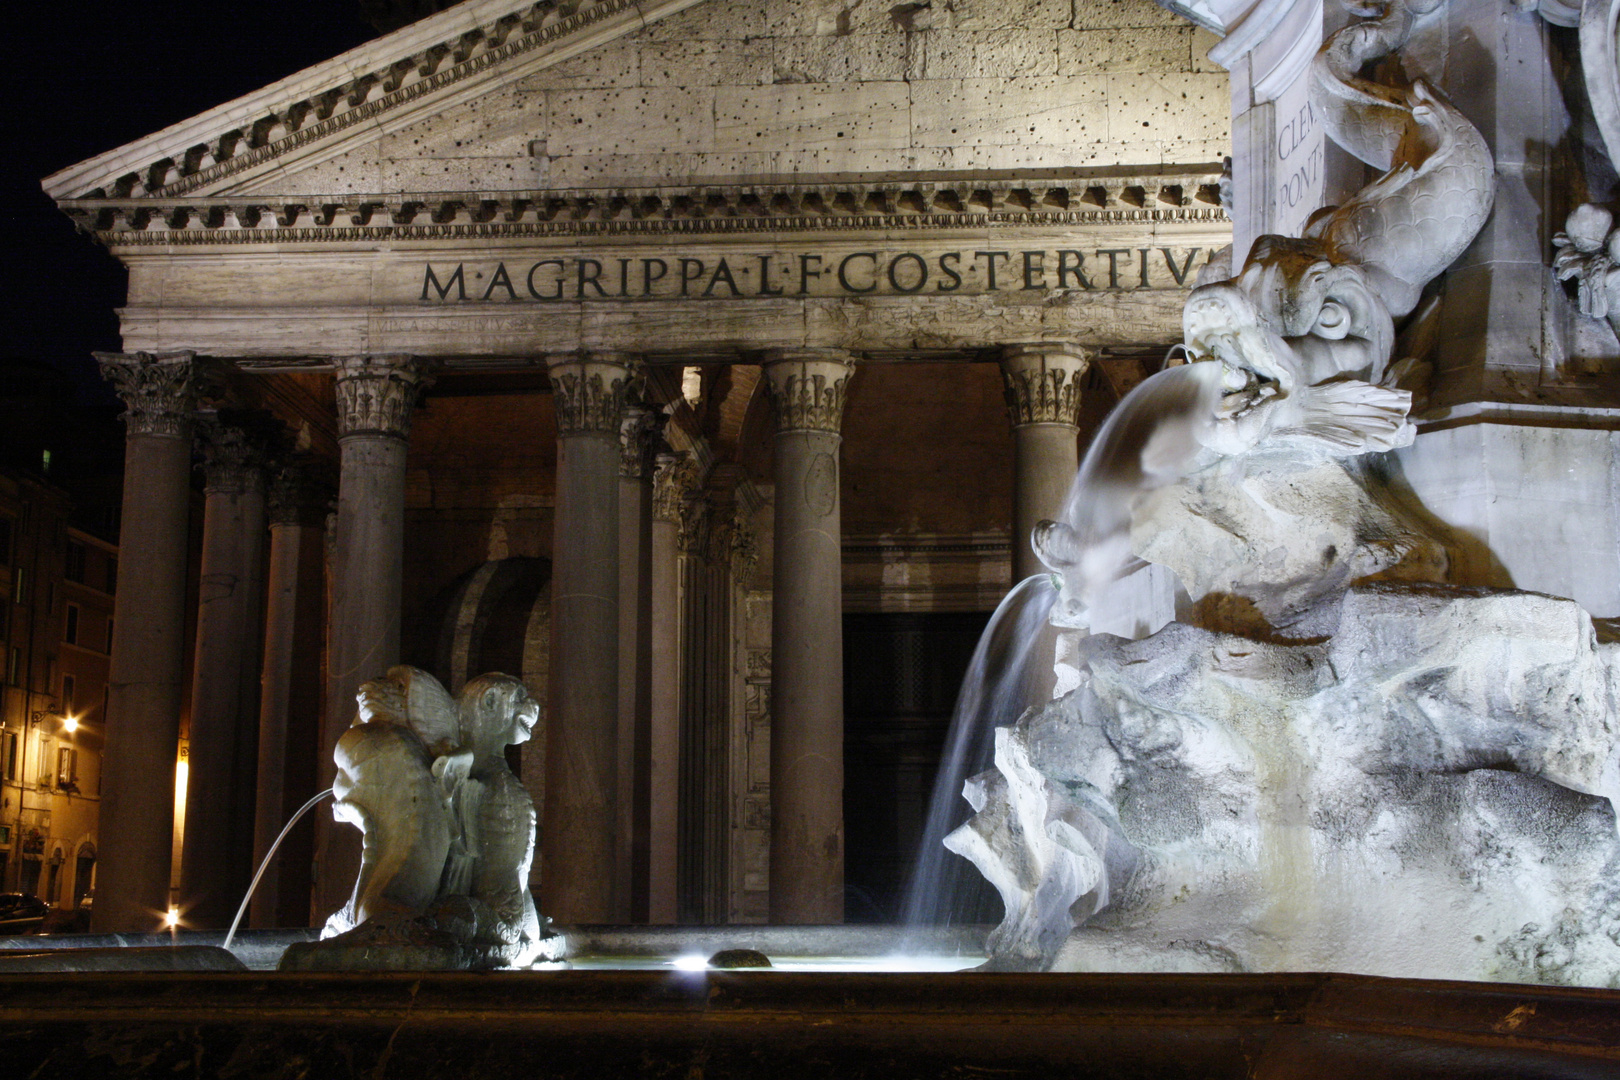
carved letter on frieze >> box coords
[761,350,856,435]
[95,350,199,439]
[333,355,427,440]
[999,344,1090,429]
[548,354,635,437]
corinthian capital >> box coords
[333,355,427,439]
[999,343,1090,429]
[268,457,333,528]
[652,452,699,524]
[549,353,636,436]
[196,411,277,495]
[95,350,199,438]
[619,404,667,478]
[762,349,856,435]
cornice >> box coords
[57,170,1228,247]
[43,0,705,203]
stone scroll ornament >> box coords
[280,667,561,971]
[949,1,1620,986]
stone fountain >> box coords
[945,0,1620,985]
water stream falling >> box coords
[901,362,1227,928]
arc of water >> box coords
[223,787,334,952]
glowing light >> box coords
[671,954,708,971]
[164,907,180,928]
[60,715,77,734]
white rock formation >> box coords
[950,586,1620,985]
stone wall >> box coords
[269,0,1227,194]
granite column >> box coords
[617,401,660,922]
[91,351,198,932]
[543,352,632,923]
[646,452,692,923]
[315,354,424,920]
[250,462,329,928]
[999,344,1089,583]
[179,413,272,927]
[763,349,855,924]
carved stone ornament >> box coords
[618,404,667,478]
[652,452,698,524]
[333,354,426,439]
[762,350,856,435]
[548,354,634,436]
[677,491,712,556]
[268,458,333,528]
[728,506,760,583]
[94,350,198,438]
[999,345,1090,428]
[281,666,562,972]
[196,415,272,495]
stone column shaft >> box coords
[617,404,659,922]
[646,453,691,923]
[1000,344,1089,583]
[315,355,423,921]
[764,350,855,924]
[180,416,271,927]
[250,465,328,928]
[91,351,197,932]
[543,354,632,923]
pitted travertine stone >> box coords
[332,354,426,439]
[763,348,854,923]
[91,350,201,932]
[95,350,198,438]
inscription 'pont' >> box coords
[421,248,1210,303]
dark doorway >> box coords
[842,611,989,923]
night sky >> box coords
[3,1,381,403]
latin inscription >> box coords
[419,248,1209,303]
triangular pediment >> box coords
[43,0,710,202]
[48,0,1228,209]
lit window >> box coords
[57,747,77,789]
[40,449,51,474]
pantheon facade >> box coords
[45,0,1234,932]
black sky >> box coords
[3,1,380,401]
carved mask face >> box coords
[1182,236,1394,453]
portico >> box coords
[47,0,1231,931]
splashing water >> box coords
[900,573,1057,927]
[901,363,1227,927]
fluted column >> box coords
[543,352,633,923]
[763,348,856,924]
[251,462,329,928]
[647,452,694,923]
[618,400,661,921]
[315,354,425,920]
[180,413,273,927]
[999,344,1090,582]
[91,350,198,931]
